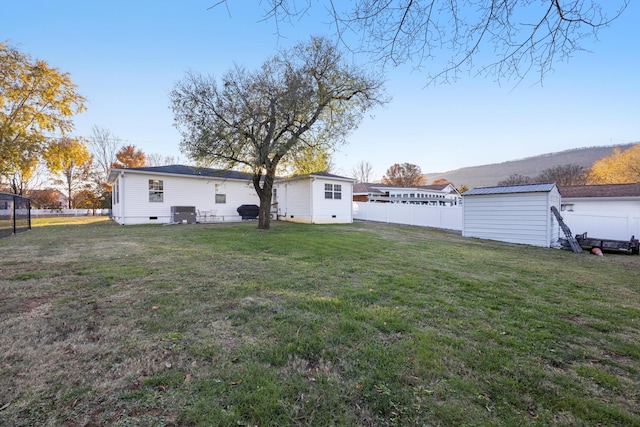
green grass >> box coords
[1,217,639,426]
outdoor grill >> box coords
[237,204,259,220]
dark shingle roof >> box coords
[559,183,640,198]
[306,171,355,180]
[417,184,450,191]
[108,165,254,182]
[129,165,254,180]
[110,166,355,184]
[464,183,557,196]
[353,182,386,194]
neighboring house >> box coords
[462,183,561,248]
[108,165,259,225]
[353,183,461,206]
[273,172,355,224]
[27,189,67,209]
[559,183,640,241]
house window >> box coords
[149,180,163,202]
[561,204,574,212]
[325,183,333,199]
[273,188,277,203]
[325,183,342,199]
[215,183,226,204]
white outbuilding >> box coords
[462,183,561,248]
[272,172,355,224]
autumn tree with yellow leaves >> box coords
[588,144,640,184]
[282,144,334,176]
[0,41,86,188]
[44,137,93,208]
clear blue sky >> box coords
[3,1,639,181]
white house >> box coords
[108,165,259,225]
[559,183,640,241]
[462,183,561,248]
[107,166,355,226]
[273,172,355,224]
[353,183,461,206]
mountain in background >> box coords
[424,143,638,188]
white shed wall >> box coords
[112,172,258,225]
[549,188,561,245]
[463,189,560,247]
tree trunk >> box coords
[254,171,275,230]
[258,192,272,230]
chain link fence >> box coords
[0,192,31,238]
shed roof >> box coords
[559,183,640,198]
[464,183,557,196]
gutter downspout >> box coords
[310,177,315,224]
[120,171,125,225]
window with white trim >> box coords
[149,179,163,202]
[215,183,226,204]
[324,183,342,199]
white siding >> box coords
[310,179,353,224]
[549,188,561,245]
[274,176,354,224]
[113,172,259,225]
[463,189,560,247]
[562,199,640,240]
[276,179,312,223]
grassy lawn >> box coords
[1,217,639,426]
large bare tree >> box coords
[170,36,386,229]
[351,160,374,183]
[215,1,628,83]
[89,126,121,185]
[536,163,587,185]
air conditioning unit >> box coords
[171,206,196,224]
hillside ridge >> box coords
[424,142,638,188]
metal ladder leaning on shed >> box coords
[550,206,582,253]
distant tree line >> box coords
[498,163,588,187]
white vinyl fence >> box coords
[353,202,639,243]
[353,202,462,231]
[562,211,640,241]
